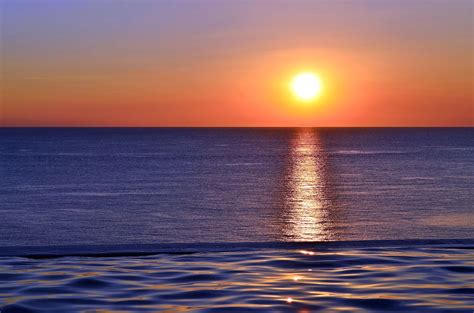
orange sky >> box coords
[1,0,473,126]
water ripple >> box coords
[0,246,473,312]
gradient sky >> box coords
[1,0,473,126]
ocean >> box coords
[0,128,473,312]
[1,128,473,245]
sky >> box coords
[1,0,473,127]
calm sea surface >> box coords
[1,128,473,312]
[1,128,473,246]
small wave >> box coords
[331,150,410,155]
[0,152,98,156]
[62,191,170,197]
[0,244,472,312]
[444,175,474,180]
[401,177,436,181]
[224,163,264,166]
[117,152,170,157]
[437,147,474,151]
[339,173,362,177]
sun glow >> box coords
[291,72,323,102]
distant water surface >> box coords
[1,128,473,246]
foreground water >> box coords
[1,128,473,245]
[1,243,473,313]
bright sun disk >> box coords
[291,72,323,101]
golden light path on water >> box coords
[283,128,332,241]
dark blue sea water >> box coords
[1,128,473,246]
[1,128,473,312]
[1,245,473,313]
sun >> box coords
[291,72,323,102]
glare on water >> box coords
[282,128,333,241]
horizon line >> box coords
[1,126,473,129]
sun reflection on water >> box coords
[282,128,333,241]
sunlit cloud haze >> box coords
[1,0,472,126]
